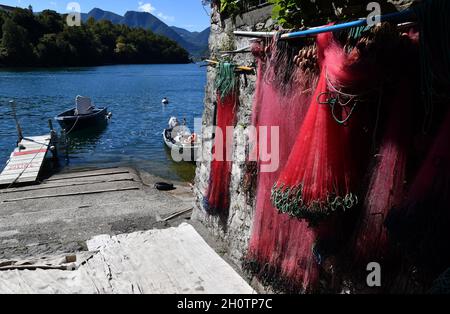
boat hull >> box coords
[163,129,199,163]
[56,108,108,133]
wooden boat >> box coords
[56,107,109,133]
[163,127,200,162]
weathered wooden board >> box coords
[0,135,51,186]
[0,224,255,294]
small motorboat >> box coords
[163,117,200,162]
[56,96,110,133]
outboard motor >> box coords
[168,117,179,129]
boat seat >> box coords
[75,96,94,115]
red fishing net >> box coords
[351,79,413,269]
[271,33,363,223]
[386,109,450,277]
[245,39,320,293]
[204,92,237,215]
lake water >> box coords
[0,64,206,182]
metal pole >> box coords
[282,10,414,39]
[233,9,415,40]
[233,31,275,38]
[9,100,24,144]
[48,118,54,132]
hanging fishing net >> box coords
[204,62,238,215]
[337,24,424,287]
[386,109,450,278]
[271,32,371,223]
[351,79,413,268]
[414,0,450,131]
[244,38,321,293]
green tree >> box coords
[0,8,190,67]
[0,18,35,65]
[0,12,5,39]
[37,10,64,34]
[11,8,43,44]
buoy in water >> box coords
[162,97,169,105]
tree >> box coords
[0,9,190,67]
[0,18,35,65]
[11,8,42,44]
[34,33,63,66]
[38,10,64,34]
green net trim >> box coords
[215,62,237,98]
[271,183,358,222]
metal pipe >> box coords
[204,59,254,71]
[281,10,414,39]
[9,100,24,144]
[233,9,415,40]
[220,45,252,54]
[233,31,276,38]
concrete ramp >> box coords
[0,224,254,294]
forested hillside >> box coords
[0,7,190,67]
[82,8,210,57]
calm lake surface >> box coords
[0,64,206,182]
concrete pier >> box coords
[0,167,194,260]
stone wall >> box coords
[192,5,274,268]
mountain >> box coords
[82,8,209,57]
[171,26,210,49]
[83,7,123,24]
[0,4,15,12]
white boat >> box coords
[163,118,200,162]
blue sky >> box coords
[2,0,211,31]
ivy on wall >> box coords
[206,0,407,28]
[204,0,271,19]
[271,0,408,28]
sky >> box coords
[1,0,211,31]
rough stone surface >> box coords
[192,6,273,269]
[0,167,194,260]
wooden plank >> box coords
[0,135,50,186]
[0,175,38,185]
[2,162,43,174]
[5,153,47,162]
[161,207,194,222]
[0,224,255,294]
[0,172,40,181]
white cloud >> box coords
[138,2,156,14]
[157,12,175,23]
[49,1,57,6]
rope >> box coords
[317,92,358,125]
[64,114,81,135]
[22,137,51,147]
[321,69,377,125]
